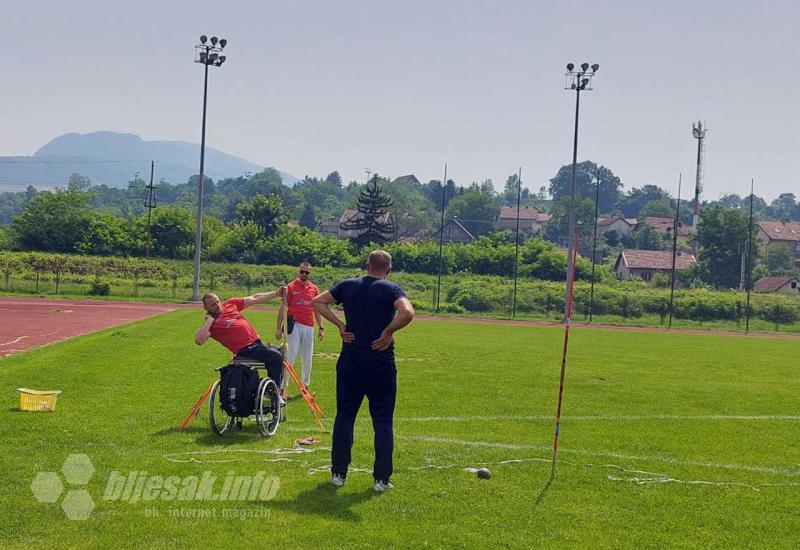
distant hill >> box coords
[0,131,297,190]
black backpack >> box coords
[218,363,260,417]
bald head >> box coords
[366,250,392,277]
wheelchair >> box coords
[208,357,282,437]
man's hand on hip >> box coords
[371,330,394,351]
[338,326,355,343]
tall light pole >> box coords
[191,34,228,302]
[551,62,598,478]
[562,62,599,313]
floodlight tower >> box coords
[191,34,228,302]
[551,61,598,478]
[562,62,599,308]
[691,121,707,233]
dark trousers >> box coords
[235,340,283,387]
[331,348,397,482]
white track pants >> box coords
[282,322,314,389]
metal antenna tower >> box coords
[691,121,707,233]
[144,160,157,256]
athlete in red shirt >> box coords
[276,261,324,394]
[195,289,285,387]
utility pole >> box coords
[143,160,156,256]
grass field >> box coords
[1,311,799,548]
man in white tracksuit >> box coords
[276,261,324,396]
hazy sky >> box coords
[3,1,799,200]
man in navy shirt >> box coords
[312,249,415,492]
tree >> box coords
[68,173,92,192]
[381,179,437,238]
[325,171,343,187]
[717,194,743,210]
[639,199,674,219]
[603,229,620,247]
[548,161,622,213]
[619,184,672,218]
[149,207,196,258]
[187,174,215,197]
[696,205,759,288]
[445,191,500,237]
[766,243,794,274]
[12,189,92,252]
[502,174,521,206]
[479,179,495,196]
[422,179,457,211]
[299,203,318,229]
[767,193,799,221]
[235,194,288,236]
[542,197,596,253]
[340,177,396,245]
[622,224,666,250]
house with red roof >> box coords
[496,206,550,234]
[614,249,697,282]
[756,220,800,266]
[753,276,799,294]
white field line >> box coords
[0,330,58,347]
[397,434,800,477]
[395,414,800,422]
[0,335,29,347]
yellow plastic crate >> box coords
[17,388,61,412]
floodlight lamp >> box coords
[566,63,574,71]
[218,55,226,63]
[209,53,218,62]
[581,78,589,88]
[571,83,577,89]
[581,62,589,71]
[219,38,227,49]
[199,52,208,62]
[210,36,218,46]
[591,63,599,72]
[200,35,207,44]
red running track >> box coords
[0,297,188,357]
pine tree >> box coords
[340,176,396,245]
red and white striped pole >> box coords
[551,230,580,477]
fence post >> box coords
[55,264,60,295]
[35,267,40,294]
[171,272,178,299]
[3,262,10,291]
[133,270,139,297]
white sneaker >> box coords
[331,473,346,487]
[279,396,287,407]
[373,480,394,493]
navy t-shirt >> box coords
[329,276,406,352]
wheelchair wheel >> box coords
[209,379,234,435]
[256,378,281,437]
